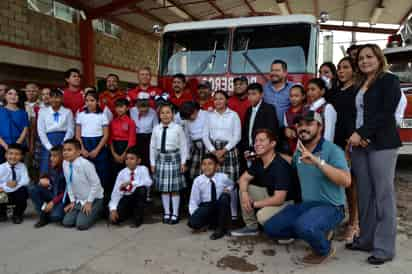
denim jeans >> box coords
[263,201,345,256]
[29,185,65,222]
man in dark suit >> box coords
[241,83,280,161]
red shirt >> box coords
[199,99,214,112]
[109,115,136,147]
[227,95,251,126]
[169,90,194,108]
[99,90,127,114]
[63,88,84,115]
[128,86,162,108]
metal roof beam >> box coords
[166,0,199,20]
[244,0,256,16]
[208,1,225,17]
[398,4,412,25]
[127,7,168,25]
[88,0,143,19]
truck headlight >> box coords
[401,118,412,129]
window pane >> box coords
[54,1,74,23]
[231,24,312,74]
[161,29,229,76]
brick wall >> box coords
[0,0,158,73]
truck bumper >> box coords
[399,142,412,155]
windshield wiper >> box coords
[193,40,217,75]
[241,38,269,82]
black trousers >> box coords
[114,186,147,225]
[0,187,29,217]
[188,193,231,231]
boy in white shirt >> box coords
[109,147,152,227]
[61,138,104,230]
[188,153,234,240]
[0,144,30,224]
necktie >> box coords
[63,162,73,203]
[53,112,59,123]
[126,170,134,192]
[11,165,16,181]
[161,126,168,153]
[210,179,217,202]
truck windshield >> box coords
[385,50,412,83]
[231,23,313,74]
[160,29,229,76]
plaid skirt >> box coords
[154,150,186,193]
[213,140,240,182]
[188,140,206,180]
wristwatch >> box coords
[318,157,326,167]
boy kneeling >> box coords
[30,145,66,228]
[62,139,104,230]
[109,147,152,227]
[188,153,234,240]
[0,144,29,224]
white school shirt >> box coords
[63,157,104,205]
[202,108,241,152]
[37,106,74,150]
[76,110,109,138]
[129,107,159,134]
[309,98,337,142]
[149,122,188,166]
[189,173,234,215]
[0,162,30,193]
[108,166,153,211]
[395,92,407,126]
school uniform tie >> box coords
[63,162,73,203]
[210,179,217,203]
[10,165,16,181]
[161,126,168,153]
[126,170,134,192]
[53,112,59,123]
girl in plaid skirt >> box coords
[150,104,188,225]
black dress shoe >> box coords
[345,243,372,252]
[367,256,391,265]
[34,217,49,228]
[169,216,179,225]
[12,216,23,224]
[210,230,225,240]
[162,215,170,224]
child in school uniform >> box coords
[61,138,104,230]
[150,103,188,225]
[30,145,66,228]
[129,92,158,168]
[0,144,29,224]
[283,84,305,154]
[179,101,208,182]
[75,90,109,190]
[37,89,74,174]
[188,153,234,240]
[109,146,152,227]
[109,98,136,202]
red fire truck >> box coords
[384,19,412,154]
[157,15,318,94]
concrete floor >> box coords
[1,213,412,274]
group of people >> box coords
[0,43,405,265]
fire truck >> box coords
[384,18,412,154]
[157,15,318,93]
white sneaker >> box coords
[230,226,259,236]
[277,238,295,245]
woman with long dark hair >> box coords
[329,56,359,243]
[346,44,402,265]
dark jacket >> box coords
[48,167,66,204]
[241,101,280,151]
[356,72,402,150]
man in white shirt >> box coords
[61,139,104,231]
[109,147,152,227]
[0,144,30,224]
[188,153,234,240]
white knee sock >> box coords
[171,195,180,219]
[161,194,170,217]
